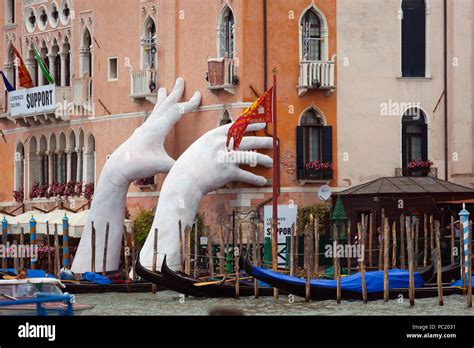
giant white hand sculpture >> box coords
[139,123,273,271]
[71,78,201,273]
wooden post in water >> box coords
[406,216,415,306]
[194,221,199,278]
[234,223,242,299]
[369,213,374,268]
[358,222,367,304]
[430,215,434,261]
[13,240,19,273]
[434,220,444,306]
[102,222,109,276]
[334,224,341,304]
[1,221,6,272]
[295,222,299,272]
[207,227,214,277]
[414,219,419,271]
[400,214,406,270]
[186,225,192,275]
[254,223,261,299]
[450,215,455,266]
[130,223,137,281]
[123,226,130,292]
[20,227,25,270]
[383,218,389,302]
[468,221,472,308]
[461,228,467,288]
[392,220,397,268]
[347,220,351,276]
[423,214,428,268]
[314,217,320,277]
[54,224,60,277]
[308,215,314,277]
[290,223,295,277]
[90,222,96,274]
[304,228,311,302]
[272,219,279,301]
[152,228,158,294]
[219,224,225,275]
[178,220,184,273]
[46,221,52,274]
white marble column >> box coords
[76,148,82,183]
[60,52,67,87]
[66,149,72,183]
[47,151,54,185]
[48,53,56,85]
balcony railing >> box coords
[298,60,335,96]
[72,77,93,107]
[130,69,157,101]
[298,168,333,181]
[395,167,438,178]
[207,57,237,94]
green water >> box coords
[75,291,474,316]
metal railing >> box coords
[130,69,157,97]
[298,60,335,89]
[395,167,438,178]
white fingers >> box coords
[236,169,268,186]
[239,137,273,150]
[158,78,185,112]
[177,91,202,114]
[218,122,267,136]
[235,152,273,168]
[155,88,168,110]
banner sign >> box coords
[264,205,297,265]
[9,84,56,118]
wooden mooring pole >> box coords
[369,213,374,268]
[435,220,444,306]
[123,226,130,292]
[305,226,310,302]
[400,214,406,270]
[194,221,199,278]
[423,214,428,268]
[20,227,25,270]
[207,227,214,278]
[130,222,137,281]
[468,221,472,308]
[219,224,225,276]
[290,223,295,277]
[383,218,389,302]
[235,224,242,299]
[102,222,109,276]
[46,221,52,274]
[406,216,415,306]
[152,227,158,294]
[414,219,419,271]
[358,222,368,304]
[450,215,455,266]
[314,217,320,278]
[347,220,351,276]
[334,224,341,304]
[392,220,397,269]
[90,222,96,274]
[254,223,261,299]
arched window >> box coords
[85,134,95,184]
[296,108,333,180]
[14,142,25,192]
[6,45,16,90]
[218,5,235,58]
[39,135,48,185]
[5,0,15,24]
[49,134,57,184]
[29,137,38,191]
[219,110,232,126]
[401,0,426,77]
[402,108,428,174]
[142,16,157,69]
[301,9,321,61]
[61,39,71,87]
[81,28,92,78]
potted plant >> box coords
[407,159,433,176]
[305,160,333,180]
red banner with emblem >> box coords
[12,45,35,89]
[226,86,273,150]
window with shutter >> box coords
[402,108,429,176]
[401,0,426,77]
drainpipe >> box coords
[443,0,448,181]
[256,0,281,220]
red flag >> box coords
[226,86,273,150]
[12,45,34,89]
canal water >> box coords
[76,291,474,316]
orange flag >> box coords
[226,86,273,150]
[12,45,34,89]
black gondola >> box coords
[63,281,154,294]
[160,255,277,297]
[242,256,464,301]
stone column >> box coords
[82,149,89,184]
[60,52,68,87]
[47,151,54,185]
[66,149,72,183]
[55,150,64,183]
[26,58,36,84]
[75,148,82,183]
[36,151,43,185]
[48,53,56,85]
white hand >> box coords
[71,78,201,274]
[139,123,273,271]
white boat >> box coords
[0,278,95,316]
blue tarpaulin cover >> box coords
[83,272,112,285]
[3,268,55,279]
[451,278,471,287]
[252,266,425,293]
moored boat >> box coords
[0,278,95,315]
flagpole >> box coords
[272,68,279,301]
